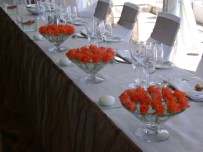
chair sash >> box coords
[117,5,139,30]
[94,1,109,20]
[150,16,180,46]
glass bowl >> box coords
[39,24,75,52]
[66,45,115,84]
[42,34,71,52]
[26,4,45,15]
[71,61,108,84]
[119,85,190,142]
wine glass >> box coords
[104,20,113,39]
[71,6,78,21]
[143,42,157,85]
[36,0,46,20]
[95,20,106,46]
[85,18,96,45]
[155,42,164,65]
[128,40,148,88]
[64,6,73,24]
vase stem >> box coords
[89,73,96,80]
[146,124,158,134]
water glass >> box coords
[155,42,164,65]
[20,16,37,32]
[4,0,18,15]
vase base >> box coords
[128,79,147,88]
[80,76,105,84]
[135,126,169,142]
[48,46,69,52]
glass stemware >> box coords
[128,41,148,88]
[44,34,72,52]
[64,6,73,24]
[85,18,97,45]
[66,45,115,84]
[143,42,157,85]
[95,20,106,46]
[39,24,75,52]
[71,6,78,22]
[119,85,190,142]
[104,20,113,39]
[155,42,164,65]
[35,0,46,20]
[72,61,108,84]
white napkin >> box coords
[167,78,203,101]
[105,36,123,42]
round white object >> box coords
[99,96,115,106]
[16,17,21,23]
[59,57,72,66]
[33,34,43,41]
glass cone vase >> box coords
[42,34,71,52]
[132,109,179,142]
[72,61,108,84]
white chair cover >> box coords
[147,12,180,61]
[93,0,110,20]
[112,2,139,42]
[78,0,110,19]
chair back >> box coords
[150,12,180,46]
[94,0,111,20]
[117,2,139,30]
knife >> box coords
[115,53,132,64]
[80,31,88,39]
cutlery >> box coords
[115,54,132,64]
[80,31,88,39]
[114,56,131,64]
[181,76,201,81]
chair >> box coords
[78,0,111,20]
[93,0,111,20]
[112,2,139,42]
[147,12,181,61]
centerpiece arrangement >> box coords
[39,24,75,52]
[119,85,190,142]
[66,45,115,84]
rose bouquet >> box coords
[119,85,190,142]
[66,45,115,84]
[39,24,75,52]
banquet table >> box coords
[0,5,203,152]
